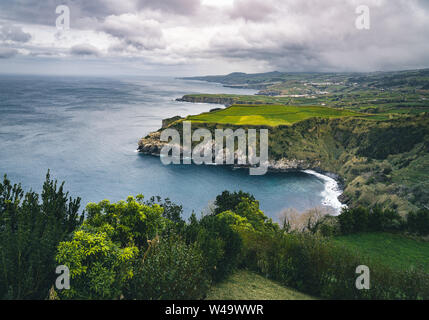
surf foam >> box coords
[303,170,347,216]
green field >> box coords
[181,69,429,115]
[187,104,365,126]
[334,233,429,272]
[206,270,314,300]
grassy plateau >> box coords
[187,104,366,126]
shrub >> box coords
[145,196,186,234]
[234,198,279,233]
[407,209,429,236]
[241,231,429,300]
[124,236,209,300]
[369,206,404,232]
[85,195,168,248]
[214,190,255,215]
[189,214,243,282]
[0,173,83,299]
[338,206,404,235]
[55,226,138,300]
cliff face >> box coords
[138,131,165,155]
[176,95,237,106]
[138,114,429,214]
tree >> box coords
[124,236,209,300]
[56,227,138,300]
[0,172,83,299]
[407,209,429,236]
[84,195,168,249]
[193,214,243,282]
[214,190,255,215]
[234,198,279,233]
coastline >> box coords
[138,146,347,215]
[303,170,347,215]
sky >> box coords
[0,0,428,76]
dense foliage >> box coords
[407,209,429,236]
[0,173,83,299]
[214,190,255,215]
[2,173,429,300]
[241,231,429,300]
[337,206,404,234]
[56,226,138,300]
[124,236,209,300]
[336,206,429,236]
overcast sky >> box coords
[0,0,428,76]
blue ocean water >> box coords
[0,74,328,220]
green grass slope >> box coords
[334,233,429,272]
[206,270,315,300]
[187,104,365,126]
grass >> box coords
[182,91,429,116]
[333,232,429,272]
[187,104,365,127]
[205,270,315,300]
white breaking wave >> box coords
[303,170,347,216]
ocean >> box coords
[0,74,341,220]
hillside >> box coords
[334,233,429,272]
[141,69,429,214]
[178,69,429,115]
[139,111,429,215]
[206,270,315,300]
[181,69,429,96]
[187,104,366,126]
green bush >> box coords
[214,190,255,215]
[124,236,209,300]
[56,226,138,300]
[338,206,404,235]
[407,209,429,236]
[0,173,83,299]
[241,231,429,300]
[200,214,243,282]
[184,213,243,283]
[85,195,168,248]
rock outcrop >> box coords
[138,132,166,155]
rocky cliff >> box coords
[138,113,429,214]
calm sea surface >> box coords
[0,74,328,220]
